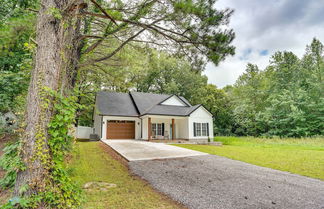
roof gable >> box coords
[160,95,188,106]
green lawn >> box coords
[174,137,324,180]
[69,141,181,209]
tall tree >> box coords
[14,0,85,197]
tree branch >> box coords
[89,0,117,25]
[78,35,104,40]
[119,19,197,44]
[79,28,146,67]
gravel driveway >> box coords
[129,155,324,209]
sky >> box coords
[204,0,324,88]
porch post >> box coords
[172,118,175,140]
[148,117,151,140]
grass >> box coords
[69,141,181,209]
[174,136,324,180]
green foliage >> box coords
[227,38,324,137]
[81,0,235,71]
[0,15,35,73]
[0,141,25,189]
[0,71,29,112]
[0,15,34,113]
[197,84,234,135]
[38,88,83,208]
[0,0,37,23]
[171,0,235,65]
[47,8,62,20]
[47,89,80,161]
[1,196,34,209]
[1,88,83,208]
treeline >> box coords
[222,38,324,137]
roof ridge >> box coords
[130,91,171,97]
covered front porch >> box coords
[141,115,189,140]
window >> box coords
[152,123,164,136]
[194,122,209,137]
[196,123,201,136]
[202,123,207,136]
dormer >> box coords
[160,95,188,106]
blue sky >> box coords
[204,0,324,88]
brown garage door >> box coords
[107,120,135,139]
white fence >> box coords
[76,126,93,139]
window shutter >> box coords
[162,123,165,136]
[193,122,196,137]
[207,123,209,136]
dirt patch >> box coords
[83,181,117,192]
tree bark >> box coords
[14,0,83,197]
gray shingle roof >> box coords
[96,91,139,116]
[144,104,201,116]
[95,91,199,117]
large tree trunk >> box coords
[14,0,83,197]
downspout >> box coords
[141,117,143,139]
[100,115,103,139]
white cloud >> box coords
[204,0,324,88]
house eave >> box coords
[99,114,139,117]
[140,113,188,117]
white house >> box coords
[93,91,213,142]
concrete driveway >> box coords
[129,155,324,209]
[101,139,207,161]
